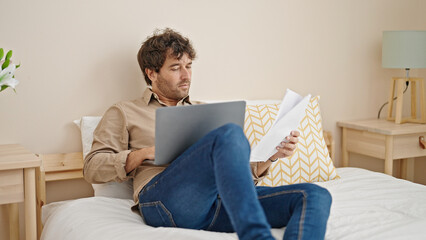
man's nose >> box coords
[181,67,191,79]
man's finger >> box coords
[283,136,298,144]
[290,131,300,137]
[277,142,296,151]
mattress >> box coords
[41,167,426,240]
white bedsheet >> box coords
[41,168,426,240]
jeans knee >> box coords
[216,123,250,152]
[219,123,248,141]
[305,184,332,207]
[219,123,243,134]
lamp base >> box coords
[387,77,426,124]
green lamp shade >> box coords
[382,31,426,69]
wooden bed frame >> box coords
[35,131,335,240]
[35,152,84,240]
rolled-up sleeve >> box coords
[250,162,270,185]
[83,104,131,184]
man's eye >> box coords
[171,67,179,71]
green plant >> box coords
[0,48,20,93]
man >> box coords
[84,28,332,240]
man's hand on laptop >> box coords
[125,146,155,173]
[268,131,300,161]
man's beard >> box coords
[156,77,190,100]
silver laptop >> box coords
[154,101,246,165]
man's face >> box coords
[149,52,192,101]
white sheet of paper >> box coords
[272,89,303,127]
[250,89,311,162]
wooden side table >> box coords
[337,119,426,180]
[0,144,41,240]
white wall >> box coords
[1,0,425,239]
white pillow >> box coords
[74,116,133,200]
[73,116,102,159]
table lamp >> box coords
[382,30,426,124]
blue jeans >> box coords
[138,123,332,240]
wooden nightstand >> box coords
[0,144,41,240]
[337,119,426,181]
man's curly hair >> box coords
[137,28,197,86]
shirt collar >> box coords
[142,87,192,106]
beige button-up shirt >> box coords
[84,88,269,203]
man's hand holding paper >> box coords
[250,89,311,162]
[268,130,300,161]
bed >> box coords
[35,141,426,240]
[34,98,426,240]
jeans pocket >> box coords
[139,201,177,228]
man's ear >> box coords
[145,68,157,83]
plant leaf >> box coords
[5,50,13,60]
[0,85,8,92]
[1,59,10,69]
[0,48,4,61]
